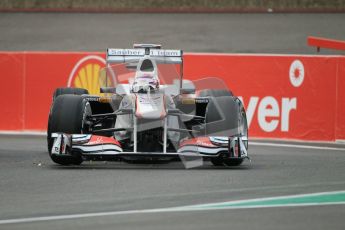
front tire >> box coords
[47,95,91,165]
[223,158,244,166]
[210,158,224,166]
[206,96,248,167]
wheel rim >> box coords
[239,110,248,149]
[81,101,92,133]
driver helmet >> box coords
[132,58,160,93]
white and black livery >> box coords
[47,44,249,168]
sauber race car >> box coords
[47,44,249,168]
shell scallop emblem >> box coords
[68,55,114,96]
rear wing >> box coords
[106,48,183,64]
[106,44,184,89]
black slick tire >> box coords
[47,95,91,165]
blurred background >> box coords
[0,0,345,54]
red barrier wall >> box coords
[0,52,344,141]
[0,52,24,130]
[184,54,342,141]
[336,58,345,140]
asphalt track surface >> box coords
[1,13,345,229]
[0,134,345,230]
[0,13,345,54]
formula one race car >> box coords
[47,44,248,168]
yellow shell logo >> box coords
[68,55,114,96]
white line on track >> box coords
[0,131,46,136]
[250,142,345,151]
[0,191,344,225]
[1,202,345,225]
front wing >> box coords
[51,133,248,163]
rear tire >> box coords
[47,95,91,165]
[53,87,89,101]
